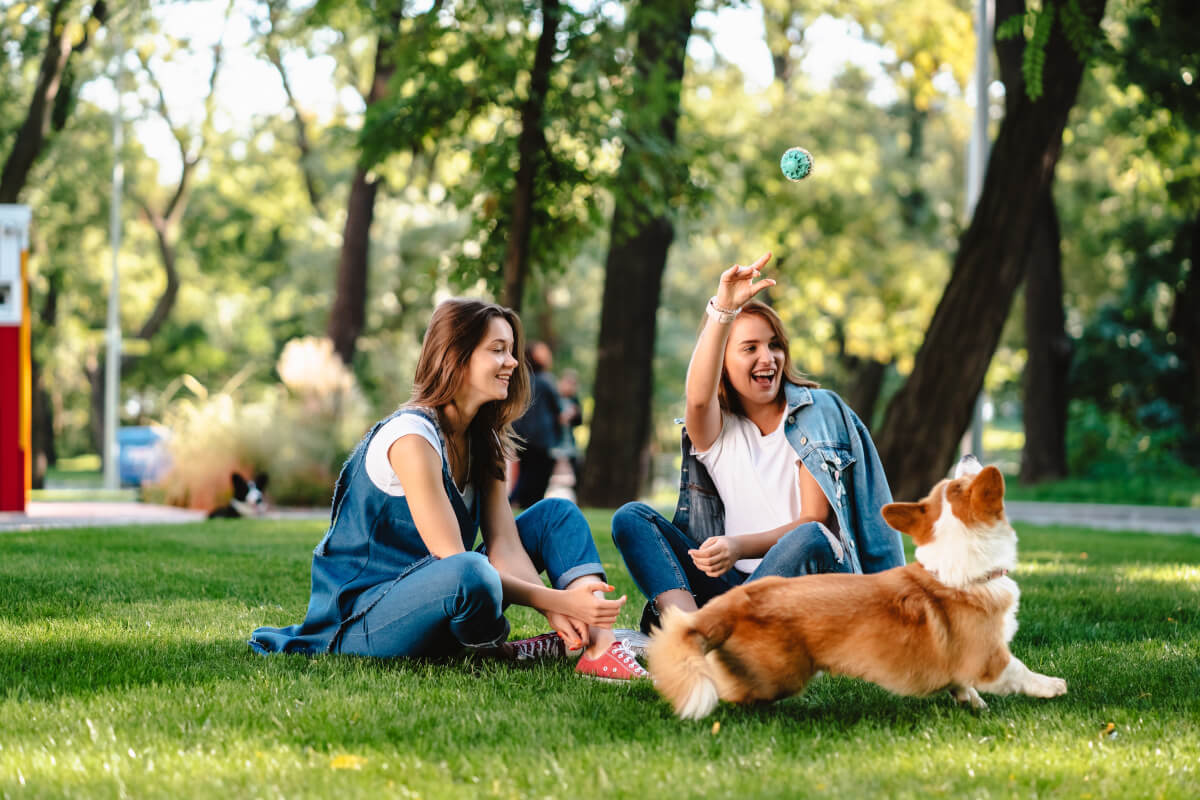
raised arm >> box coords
[685,252,775,451]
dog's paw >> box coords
[951,685,988,710]
[1026,673,1068,698]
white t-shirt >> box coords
[364,413,475,508]
[692,410,804,573]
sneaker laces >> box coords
[612,641,647,673]
[513,634,562,660]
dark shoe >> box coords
[639,600,661,635]
[508,632,567,661]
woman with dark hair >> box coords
[252,299,647,681]
[612,253,905,633]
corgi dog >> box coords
[207,472,269,519]
[646,455,1067,719]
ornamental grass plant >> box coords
[1,511,1197,798]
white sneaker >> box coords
[613,628,651,659]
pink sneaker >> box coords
[508,632,567,661]
[574,640,650,682]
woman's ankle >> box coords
[583,627,615,659]
[654,589,698,615]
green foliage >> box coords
[148,337,370,509]
[1065,399,1195,480]
[356,0,630,300]
[1053,0,1200,471]
[995,10,1032,42]
[1,516,1199,796]
[996,1,1110,102]
[1005,468,1200,508]
[1024,4,1053,100]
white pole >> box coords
[103,40,124,490]
[962,0,993,461]
[967,0,992,219]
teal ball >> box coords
[780,147,813,181]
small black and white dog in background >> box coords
[208,472,269,519]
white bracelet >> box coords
[707,296,740,324]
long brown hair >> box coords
[717,300,818,416]
[407,299,530,487]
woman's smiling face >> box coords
[723,313,786,409]
[465,315,520,405]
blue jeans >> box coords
[336,498,604,658]
[611,502,850,611]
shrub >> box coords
[147,337,371,510]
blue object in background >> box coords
[117,426,171,486]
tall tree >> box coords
[2,0,108,484]
[1019,187,1071,483]
[326,9,402,366]
[87,15,230,455]
[1011,4,1071,483]
[0,0,109,202]
[1064,0,1200,468]
[501,0,561,311]
[577,0,696,506]
[875,0,1107,500]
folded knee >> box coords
[611,502,656,547]
[447,552,503,610]
[777,522,847,571]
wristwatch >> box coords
[707,296,740,324]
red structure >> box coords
[0,205,32,512]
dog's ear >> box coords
[968,465,1005,519]
[882,502,933,544]
[231,473,249,494]
[254,472,269,491]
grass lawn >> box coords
[2,510,1198,798]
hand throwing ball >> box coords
[780,147,813,181]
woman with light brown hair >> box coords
[612,254,905,634]
[252,299,648,680]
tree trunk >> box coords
[1169,210,1200,464]
[328,169,379,364]
[502,0,561,312]
[577,0,696,507]
[327,24,399,365]
[1020,187,1071,483]
[0,0,108,202]
[875,0,1106,501]
[30,270,60,488]
[136,213,182,341]
[841,357,888,431]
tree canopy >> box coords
[4,0,1195,503]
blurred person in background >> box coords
[509,341,562,510]
[556,369,584,488]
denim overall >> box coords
[250,406,606,657]
[611,384,905,629]
[249,407,500,656]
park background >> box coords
[3,3,1200,798]
[3,0,1198,510]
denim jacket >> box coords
[250,407,479,655]
[670,383,904,574]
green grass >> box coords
[2,514,1198,798]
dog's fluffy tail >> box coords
[646,604,735,720]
